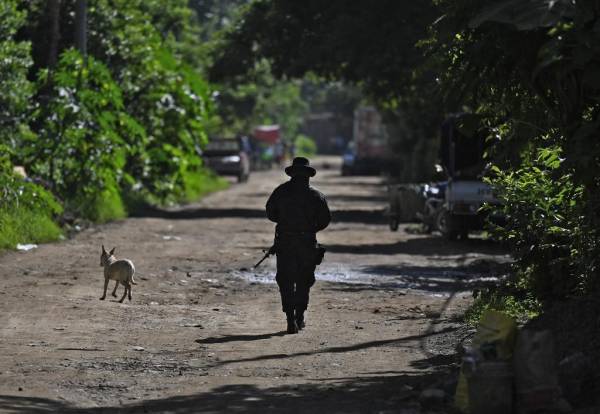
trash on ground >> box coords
[17,244,38,251]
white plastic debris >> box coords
[162,235,181,241]
[16,244,38,251]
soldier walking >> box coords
[266,157,331,334]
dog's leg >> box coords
[111,280,119,297]
[128,283,132,301]
[100,278,109,300]
[119,282,129,303]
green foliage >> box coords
[0,1,227,250]
[465,290,540,326]
[0,1,62,248]
[433,0,600,303]
[488,146,592,300]
[210,60,308,141]
[0,145,63,249]
[179,169,229,204]
[86,1,214,203]
[210,0,439,101]
[0,0,34,151]
[294,134,317,158]
[22,50,129,221]
[127,54,212,202]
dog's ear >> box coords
[109,247,115,255]
[102,245,106,253]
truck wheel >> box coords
[436,210,458,241]
[389,217,399,232]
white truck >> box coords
[342,106,390,175]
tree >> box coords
[0,0,33,149]
[47,0,61,67]
[210,0,445,180]
[430,0,600,299]
[210,0,439,102]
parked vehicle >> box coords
[418,181,447,233]
[386,181,446,232]
[341,142,357,176]
[387,114,502,239]
[203,137,250,182]
[436,114,500,240]
[385,183,425,231]
[341,107,390,175]
[251,125,281,170]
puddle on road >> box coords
[231,262,499,297]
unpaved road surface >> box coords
[0,158,509,413]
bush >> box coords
[488,145,589,302]
[0,146,62,249]
[464,289,541,326]
[295,134,317,158]
[22,50,131,222]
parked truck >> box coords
[435,113,500,240]
[342,106,390,175]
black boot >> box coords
[295,310,305,330]
[286,311,298,334]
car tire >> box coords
[389,217,399,232]
[437,209,458,241]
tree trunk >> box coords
[74,0,87,56]
[47,0,61,68]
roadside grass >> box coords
[464,290,541,326]
[70,184,127,224]
[180,169,229,203]
[0,168,227,251]
[0,207,62,250]
[122,169,229,213]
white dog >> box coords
[99,245,136,303]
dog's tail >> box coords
[130,275,138,285]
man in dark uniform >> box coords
[266,157,331,334]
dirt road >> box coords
[0,158,509,413]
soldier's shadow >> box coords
[195,332,287,344]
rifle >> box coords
[254,245,276,269]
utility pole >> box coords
[74,0,87,56]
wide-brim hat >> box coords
[285,157,316,177]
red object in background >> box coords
[254,125,280,143]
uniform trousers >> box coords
[275,235,317,313]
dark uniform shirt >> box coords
[266,179,331,234]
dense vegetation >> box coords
[213,0,600,309]
[0,0,230,247]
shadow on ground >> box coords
[194,332,287,344]
[202,326,458,368]
[326,236,505,256]
[0,325,460,413]
[326,194,387,203]
[132,206,386,225]
[0,370,449,413]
